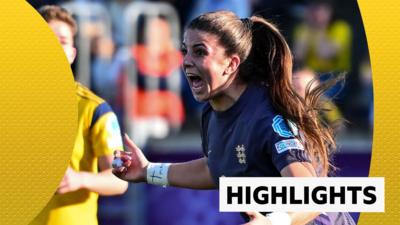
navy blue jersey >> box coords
[201,83,310,185]
[200,84,356,225]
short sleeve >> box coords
[261,115,311,172]
[90,103,124,157]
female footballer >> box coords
[113,11,353,225]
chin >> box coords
[193,95,206,102]
[192,92,208,103]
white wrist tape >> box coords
[146,163,171,187]
[266,212,292,225]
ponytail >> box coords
[240,16,337,176]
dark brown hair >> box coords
[188,11,337,176]
[38,5,77,35]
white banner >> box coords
[219,177,384,212]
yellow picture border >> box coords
[358,0,400,224]
[0,1,77,224]
[0,0,399,224]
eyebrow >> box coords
[193,43,206,48]
[181,42,207,48]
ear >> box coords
[224,54,241,75]
[67,47,77,65]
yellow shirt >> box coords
[320,99,343,126]
[30,83,123,225]
[294,20,352,72]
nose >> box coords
[182,53,194,70]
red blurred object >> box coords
[131,44,183,77]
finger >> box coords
[245,211,257,219]
[65,167,75,176]
[124,134,147,163]
[112,167,127,179]
[56,186,69,194]
[56,187,63,194]
[114,151,132,162]
[124,133,140,153]
[121,157,131,167]
[58,174,68,187]
[112,165,127,173]
[58,179,67,188]
[114,150,124,157]
[120,154,132,162]
[112,168,122,177]
[57,181,67,189]
[118,166,127,173]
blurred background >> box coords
[29,0,372,224]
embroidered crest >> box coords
[275,139,304,154]
[272,115,294,138]
[235,144,246,164]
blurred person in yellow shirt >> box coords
[30,5,128,225]
[293,0,352,73]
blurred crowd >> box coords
[29,0,373,145]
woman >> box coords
[113,11,352,225]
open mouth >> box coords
[186,74,205,91]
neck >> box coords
[209,81,248,112]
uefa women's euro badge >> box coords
[272,115,295,138]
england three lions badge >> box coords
[235,144,246,164]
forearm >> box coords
[166,157,215,189]
[81,168,128,196]
[280,162,319,225]
[112,135,215,189]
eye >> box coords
[180,47,187,55]
[194,48,207,56]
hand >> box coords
[56,167,84,194]
[241,212,272,225]
[112,134,149,183]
